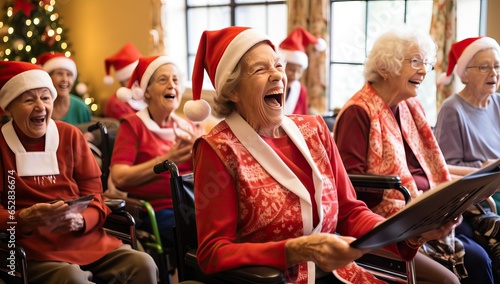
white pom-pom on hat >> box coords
[103,75,114,85]
[75,82,88,95]
[315,38,327,52]
[183,99,211,122]
[437,72,452,86]
[116,87,132,102]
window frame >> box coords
[182,0,487,123]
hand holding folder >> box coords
[351,159,500,250]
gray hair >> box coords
[213,63,243,118]
[364,28,437,82]
[145,62,185,103]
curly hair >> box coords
[364,28,437,83]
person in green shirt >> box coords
[37,52,91,125]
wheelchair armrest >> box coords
[104,198,126,213]
[185,250,285,284]
[349,174,411,204]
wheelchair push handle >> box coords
[153,159,179,177]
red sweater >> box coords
[111,113,193,211]
[104,93,137,120]
[0,120,122,264]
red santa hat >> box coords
[439,36,500,85]
[0,61,57,111]
[103,43,142,85]
[279,26,327,69]
[37,52,77,78]
[183,26,273,122]
[116,55,177,102]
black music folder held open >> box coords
[351,159,500,250]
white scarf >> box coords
[225,112,325,283]
[127,98,148,111]
[2,119,60,177]
[136,108,191,141]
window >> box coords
[329,0,485,125]
[184,0,287,89]
[179,0,485,124]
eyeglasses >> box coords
[466,64,500,74]
[405,58,435,72]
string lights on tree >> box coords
[0,0,99,113]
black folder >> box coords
[351,159,500,250]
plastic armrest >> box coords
[104,198,126,213]
[185,250,285,284]
[349,174,411,204]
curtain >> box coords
[150,0,165,56]
[287,0,328,114]
[430,0,457,110]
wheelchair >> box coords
[87,120,176,284]
[0,199,136,284]
[156,159,416,284]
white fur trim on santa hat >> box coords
[282,49,309,69]
[140,57,170,92]
[455,37,500,81]
[0,69,57,110]
[41,57,77,78]
[215,29,271,94]
[115,60,139,83]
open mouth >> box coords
[58,83,70,90]
[164,94,176,99]
[409,79,421,86]
[264,90,283,107]
[30,115,46,124]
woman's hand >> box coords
[162,135,195,165]
[163,124,204,165]
[18,201,70,234]
[409,215,463,246]
[482,159,498,168]
[51,212,85,234]
[285,233,367,272]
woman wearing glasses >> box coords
[435,36,500,187]
[434,36,500,281]
[334,29,494,283]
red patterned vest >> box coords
[202,114,385,283]
[337,82,450,217]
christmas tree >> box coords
[0,0,72,63]
[0,0,98,112]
